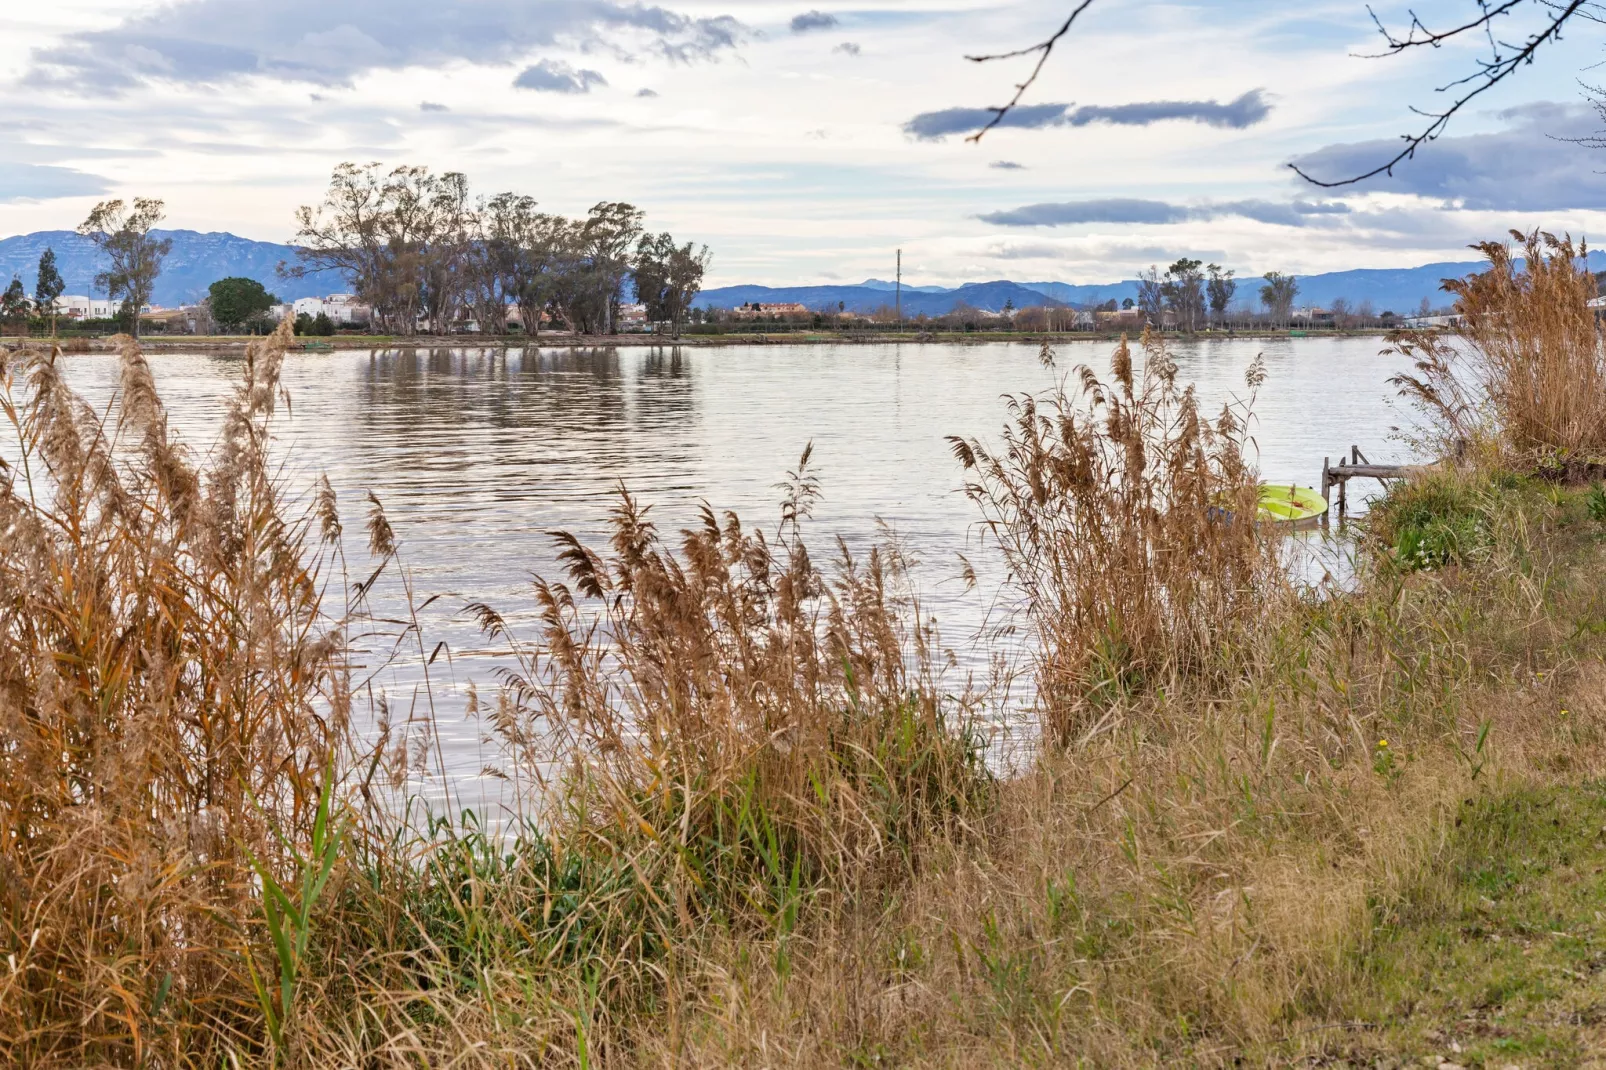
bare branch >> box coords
[963,0,1097,143]
[1290,0,1591,187]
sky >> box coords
[3,0,1606,287]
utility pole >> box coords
[895,248,902,330]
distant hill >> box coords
[5,225,1602,317]
[857,278,953,294]
[705,252,1606,316]
[0,230,349,307]
[701,280,1069,316]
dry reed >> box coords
[2,264,1604,1066]
[1392,228,1606,472]
[0,321,346,1064]
[949,331,1277,742]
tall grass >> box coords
[3,269,1605,1065]
[0,321,990,1064]
[1392,228,1606,470]
[950,332,1277,741]
[0,321,345,1062]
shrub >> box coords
[1369,474,1491,570]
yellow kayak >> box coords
[1256,483,1328,524]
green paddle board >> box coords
[1256,483,1329,523]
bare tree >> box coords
[1136,265,1164,327]
[1329,296,1352,329]
[1259,272,1298,326]
[78,198,171,340]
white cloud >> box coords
[28,0,744,92]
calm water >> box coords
[39,337,1416,805]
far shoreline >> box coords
[12,328,1398,354]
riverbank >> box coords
[5,326,1395,353]
[5,258,1606,1064]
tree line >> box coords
[285,163,710,337]
[4,166,710,341]
[1131,259,1303,330]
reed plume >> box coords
[1391,228,1606,472]
[0,319,347,1064]
[950,330,1277,742]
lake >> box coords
[39,335,1419,807]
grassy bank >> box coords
[3,232,1606,1067]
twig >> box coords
[963,0,1098,143]
[1291,0,1591,187]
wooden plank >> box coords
[1330,463,1412,479]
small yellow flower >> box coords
[1377,739,1389,748]
[1561,709,1569,717]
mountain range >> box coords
[0,230,347,306]
[4,228,1599,316]
[703,250,1606,316]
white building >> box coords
[292,293,370,326]
[55,295,149,320]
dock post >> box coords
[1337,471,1347,517]
[1321,457,1331,528]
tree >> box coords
[209,277,277,332]
[1161,257,1205,333]
[78,197,171,340]
[1259,272,1298,326]
[1121,297,1134,310]
[1136,266,1164,327]
[1328,297,1351,330]
[1,278,29,331]
[34,248,65,335]
[633,232,711,338]
[1205,264,1236,327]
[289,163,439,335]
[582,201,645,334]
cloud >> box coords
[989,160,1025,170]
[1288,101,1606,210]
[832,41,860,55]
[1065,90,1271,130]
[0,160,112,202]
[28,0,744,93]
[982,240,1187,263]
[978,197,1351,227]
[419,101,448,112]
[790,10,838,32]
[514,59,607,94]
[903,90,1272,141]
[636,87,659,97]
[903,103,1071,141]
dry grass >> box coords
[1392,228,1606,471]
[949,331,1276,742]
[2,266,1605,1067]
[0,321,345,1063]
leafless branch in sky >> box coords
[966,0,1601,186]
[963,0,1097,143]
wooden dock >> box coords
[1320,446,1423,517]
